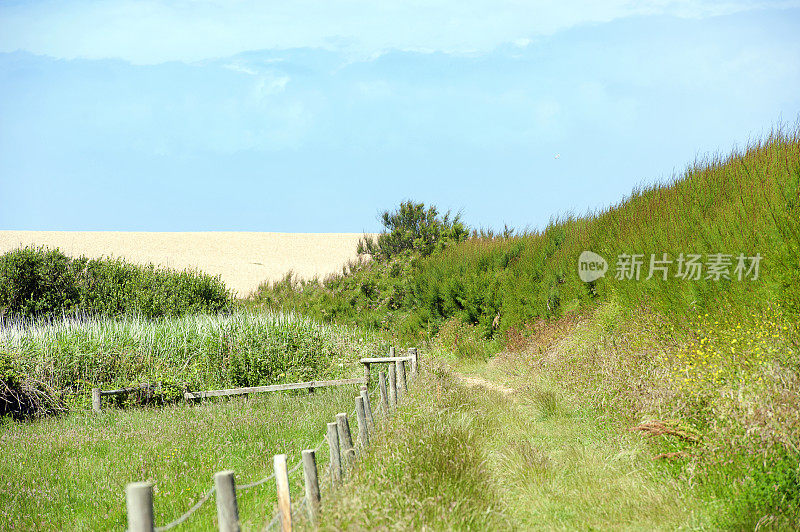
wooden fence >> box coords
[124,347,420,531]
[91,347,420,412]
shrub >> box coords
[357,201,469,261]
[0,246,231,320]
[0,247,80,318]
[0,351,62,419]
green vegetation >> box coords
[1,311,386,417]
[254,126,800,527]
[322,364,706,530]
[0,246,231,320]
[0,386,356,531]
[357,200,469,261]
[254,128,800,340]
[3,128,799,528]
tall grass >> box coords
[253,125,800,341]
[252,124,800,526]
[321,365,705,530]
[0,311,387,415]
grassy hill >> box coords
[254,126,800,339]
[254,126,800,528]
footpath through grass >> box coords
[0,385,359,531]
[321,356,709,530]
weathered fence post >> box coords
[274,454,292,532]
[301,449,321,526]
[125,482,155,532]
[361,387,375,429]
[92,388,101,413]
[363,362,371,386]
[355,395,369,447]
[327,422,342,486]
[378,371,389,414]
[336,412,355,465]
[388,364,398,409]
[389,346,395,357]
[397,360,408,395]
[410,347,419,376]
[214,470,240,532]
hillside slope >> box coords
[256,127,800,527]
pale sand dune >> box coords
[0,231,371,297]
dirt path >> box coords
[455,374,515,396]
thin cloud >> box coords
[1,0,795,64]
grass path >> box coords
[449,355,709,530]
[322,353,711,530]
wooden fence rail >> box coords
[183,377,365,400]
[124,347,420,531]
[91,377,366,412]
[360,347,419,386]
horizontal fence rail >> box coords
[359,356,413,363]
[124,347,421,532]
[92,382,161,412]
[183,377,365,400]
[360,347,419,385]
[91,376,370,412]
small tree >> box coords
[358,201,469,261]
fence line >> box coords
[124,347,420,531]
[92,376,366,413]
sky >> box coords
[1,1,799,233]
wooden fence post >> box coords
[388,364,398,409]
[410,348,419,376]
[214,470,240,532]
[92,388,101,413]
[363,362,370,386]
[361,388,375,429]
[397,360,408,395]
[336,413,354,465]
[355,395,369,447]
[301,449,321,526]
[378,371,389,414]
[273,454,292,532]
[389,346,395,357]
[326,422,342,486]
[125,482,155,532]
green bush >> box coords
[357,200,469,261]
[0,247,80,318]
[0,246,231,320]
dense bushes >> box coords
[0,246,231,320]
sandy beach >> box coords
[0,231,370,297]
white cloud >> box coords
[1,0,796,64]
[224,62,258,76]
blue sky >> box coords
[1,1,799,232]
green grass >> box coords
[0,385,362,531]
[321,362,707,530]
[249,126,800,526]
[253,126,800,341]
[1,310,387,416]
